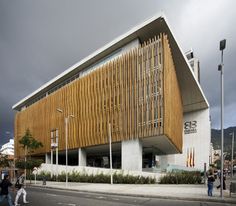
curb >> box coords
[29,184,236,204]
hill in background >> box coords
[211,126,236,157]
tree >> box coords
[18,129,43,181]
[15,159,43,170]
[30,138,43,155]
[19,129,43,159]
[214,159,221,169]
[0,154,10,168]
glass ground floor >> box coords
[40,141,165,171]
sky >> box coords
[0,0,236,146]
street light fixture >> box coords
[218,39,226,198]
[56,108,63,113]
[56,108,75,187]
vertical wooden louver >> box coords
[14,34,183,158]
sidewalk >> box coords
[28,181,236,204]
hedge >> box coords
[30,171,156,184]
[159,171,202,184]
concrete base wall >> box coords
[38,163,162,181]
[121,139,142,171]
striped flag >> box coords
[190,147,192,167]
[186,148,189,167]
[192,147,195,167]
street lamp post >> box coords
[65,116,69,187]
[230,131,235,178]
[50,130,53,178]
[57,108,74,187]
[24,146,27,188]
[218,39,226,198]
[108,123,113,184]
[56,129,58,178]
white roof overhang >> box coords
[12,13,208,112]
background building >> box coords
[0,139,14,156]
[209,143,214,165]
[0,139,15,180]
[13,14,210,172]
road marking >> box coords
[57,203,77,206]
[97,196,106,199]
[112,198,120,201]
[46,193,58,197]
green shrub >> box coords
[16,159,43,170]
[37,171,51,181]
[113,173,155,184]
[57,172,66,182]
[34,170,156,184]
[159,171,202,184]
[92,173,110,183]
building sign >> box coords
[184,121,197,134]
[51,129,58,149]
[51,142,58,149]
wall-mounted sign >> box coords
[184,120,197,134]
[51,129,58,149]
[51,142,58,148]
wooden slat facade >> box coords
[163,35,183,152]
[14,34,183,158]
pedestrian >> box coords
[217,171,226,190]
[207,170,215,196]
[14,172,29,206]
[0,174,14,206]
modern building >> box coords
[12,14,210,172]
[158,50,210,172]
[0,139,14,156]
[185,49,200,83]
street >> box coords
[0,187,234,206]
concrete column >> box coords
[122,139,142,171]
[78,148,87,166]
[45,153,51,164]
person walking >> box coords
[217,171,226,190]
[14,172,29,206]
[0,174,14,206]
[207,170,215,196]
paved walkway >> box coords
[28,180,236,204]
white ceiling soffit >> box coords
[12,13,208,112]
[141,135,180,154]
